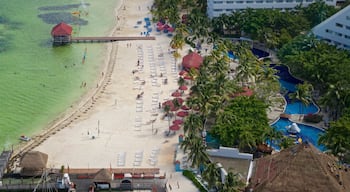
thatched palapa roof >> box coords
[94,169,112,183]
[250,143,350,192]
[20,151,48,176]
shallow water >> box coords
[0,0,119,149]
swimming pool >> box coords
[279,78,319,115]
[272,64,325,151]
[271,118,325,151]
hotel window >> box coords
[333,41,341,46]
[214,1,224,3]
[335,32,342,37]
[306,0,313,2]
[276,0,283,2]
[345,35,350,39]
[214,9,223,11]
[336,23,343,28]
[227,1,234,3]
[325,29,333,34]
[226,9,233,11]
[247,0,254,3]
[326,0,332,1]
[266,0,273,2]
[256,0,263,3]
[296,0,302,2]
[347,16,350,20]
[346,26,350,30]
[286,0,293,2]
[236,1,244,3]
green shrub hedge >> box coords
[303,114,323,123]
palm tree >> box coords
[320,82,348,120]
[263,127,283,146]
[202,162,221,190]
[181,135,209,169]
[279,137,296,150]
[163,104,171,127]
[218,172,245,192]
[318,110,350,157]
[288,82,313,119]
[183,113,202,138]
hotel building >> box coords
[312,5,350,50]
[207,0,341,18]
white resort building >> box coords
[312,5,350,50]
[207,0,343,18]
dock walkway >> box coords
[71,36,155,43]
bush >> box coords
[182,170,208,192]
[303,113,323,123]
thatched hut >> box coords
[20,151,48,177]
[93,169,113,189]
[249,143,350,192]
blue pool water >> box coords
[271,118,325,151]
[279,79,319,115]
[228,51,237,59]
[272,65,325,151]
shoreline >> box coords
[11,1,200,190]
[9,0,124,160]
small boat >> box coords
[19,135,31,141]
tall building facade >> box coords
[312,5,350,50]
[207,0,339,18]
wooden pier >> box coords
[71,36,155,43]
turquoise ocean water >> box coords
[0,0,119,149]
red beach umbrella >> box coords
[182,52,203,70]
[173,97,184,105]
[179,85,188,91]
[183,75,193,80]
[171,91,182,97]
[181,105,190,110]
[168,27,175,32]
[169,124,180,131]
[173,119,183,125]
[162,100,178,111]
[179,70,187,76]
[157,22,163,26]
[177,111,189,117]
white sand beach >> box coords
[32,0,198,191]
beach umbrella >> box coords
[183,75,193,80]
[157,22,163,26]
[181,105,190,110]
[169,124,180,131]
[171,91,182,97]
[173,119,183,125]
[179,85,188,91]
[168,27,175,32]
[163,24,170,29]
[162,100,178,111]
[177,111,189,117]
[182,52,203,70]
[173,97,184,105]
[179,70,187,76]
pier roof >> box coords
[51,22,72,36]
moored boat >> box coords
[19,135,31,141]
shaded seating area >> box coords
[19,151,48,177]
[93,169,112,190]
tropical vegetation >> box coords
[151,0,350,190]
